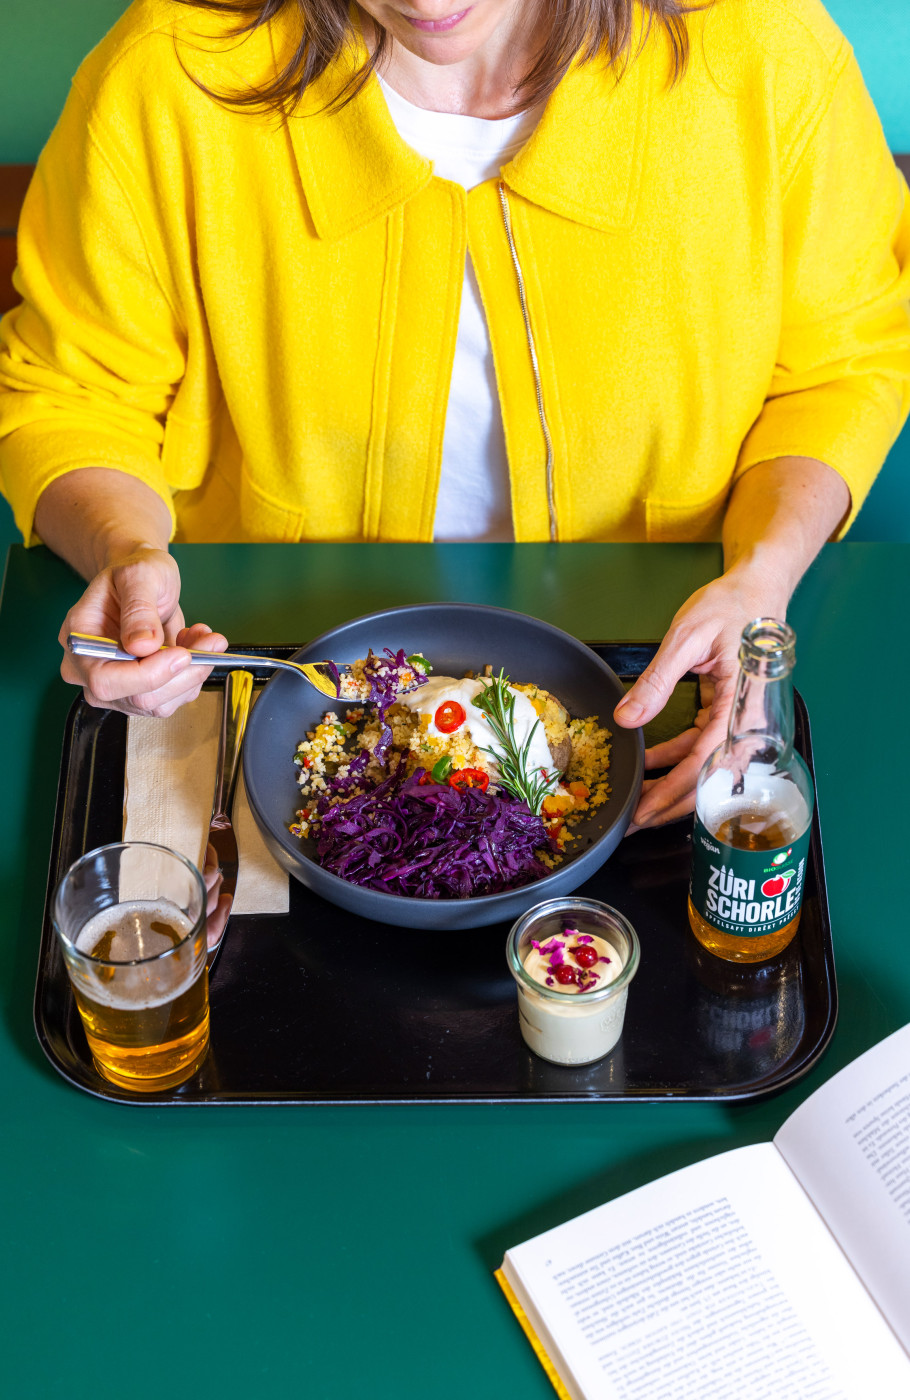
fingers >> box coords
[631,678,733,830]
[203,844,231,950]
[167,624,230,702]
[176,624,229,655]
[643,706,711,770]
[203,844,224,909]
[631,656,739,830]
[618,569,794,830]
[77,655,198,717]
[57,547,231,718]
[63,625,223,718]
[110,550,182,655]
[625,788,697,836]
[613,571,771,733]
[631,775,697,828]
[59,547,179,671]
[613,612,715,729]
[633,707,729,829]
[62,638,192,700]
[613,649,680,728]
[206,892,233,950]
[643,726,701,771]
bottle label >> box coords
[689,817,812,938]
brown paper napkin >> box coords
[123,690,289,914]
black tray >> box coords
[34,643,836,1105]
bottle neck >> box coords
[726,657,795,769]
[696,620,812,833]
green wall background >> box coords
[0,0,908,543]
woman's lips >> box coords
[405,7,472,31]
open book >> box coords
[497,1022,910,1400]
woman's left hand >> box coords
[612,565,788,830]
[612,455,851,831]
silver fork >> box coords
[67,632,347,700]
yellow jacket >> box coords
[1,0,909,544]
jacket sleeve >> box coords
[0,81,185,545]
[735,42,910,536]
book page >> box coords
[774,1022,910,1353]
[502,1145,908,1400]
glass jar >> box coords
[506,898,640,1066]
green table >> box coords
[2,541,906,1399]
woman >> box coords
[1,0,908,827]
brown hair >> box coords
[174,0,695,116]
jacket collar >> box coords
[287,34,433,241]
[287,29,656,240]
[502,48,653,233]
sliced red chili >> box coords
[448,768,490,793]
[434,700,466,734]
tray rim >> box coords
[34,641,837,1107]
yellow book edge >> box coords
[494,1267,572,1400]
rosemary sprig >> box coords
[473,670,559,815]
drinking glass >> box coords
[53,842,209,1091]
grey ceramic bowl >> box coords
[242,604,644,929]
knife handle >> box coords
[212,670,254,819]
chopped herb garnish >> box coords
[473,670,559,815]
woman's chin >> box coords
[392,25,486,65]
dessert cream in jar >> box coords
[506,899,640,1066]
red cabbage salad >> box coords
[290,650,611,899]
[315,770,551,898]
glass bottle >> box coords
[687,619,814,963]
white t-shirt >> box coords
[378,77,539,542]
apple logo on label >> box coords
[761,872,794,898]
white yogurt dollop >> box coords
[401,676,557,786]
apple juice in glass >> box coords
[688,619,814,963]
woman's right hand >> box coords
[58,546,228,717]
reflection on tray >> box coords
[687,936,807,1083]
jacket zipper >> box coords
[498,181,557,542]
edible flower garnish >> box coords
[531,931,608,990]
[473,670,560,815]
